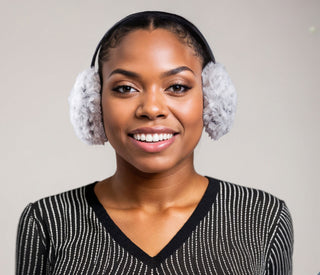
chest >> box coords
[50,209,269,275]
[105,205,197,257]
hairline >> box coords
[98,24,205,82]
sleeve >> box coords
[266,201,294,275]
[16,203,49,275]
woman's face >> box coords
[101,28,203,173]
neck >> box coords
[107,153,206,210]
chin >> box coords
[131,159,177,174]
[125,152,194,175]
[115,147,195,175]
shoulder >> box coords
[208,176,293,233]
[211,177,286,210]
[36,182,93,208]
[19,182,97,228]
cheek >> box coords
[101,95,131,141]
[174,92,204,133]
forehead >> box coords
[102,29,202,76]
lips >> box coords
[128,127,178,152]
[133,133,173,142]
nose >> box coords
[135,88,168,120]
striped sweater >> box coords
[16,177,293,274]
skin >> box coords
[94,28,209,256]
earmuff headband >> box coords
[90,11,216,69]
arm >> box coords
[266,202,294,275]
[16,203,49,275]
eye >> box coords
[166,84,191,94]
[112,85,138,94]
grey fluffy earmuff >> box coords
[68,12,237,145]
[202,62,237,140]
[68,68,107,145]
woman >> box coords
[16,11,293,274]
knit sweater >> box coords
[16,177,293,274]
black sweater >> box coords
[16,177,293,274]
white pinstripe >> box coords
[16,179,293,274]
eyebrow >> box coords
[108,66,195,79]
[108,69,139,78]
[161,66,195,77]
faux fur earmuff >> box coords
[68,61,237,144]
[202,62,237,140]
[68,68,107,145]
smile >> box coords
[128,127,178,153]
[133,133,173,143]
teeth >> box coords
[133,133,173,142]
[146,134,152,142]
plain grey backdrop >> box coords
[1,0,319,274]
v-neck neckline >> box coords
[85,176,220,267]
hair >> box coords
[92,11,215,80]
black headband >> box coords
[90,11,215,68]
